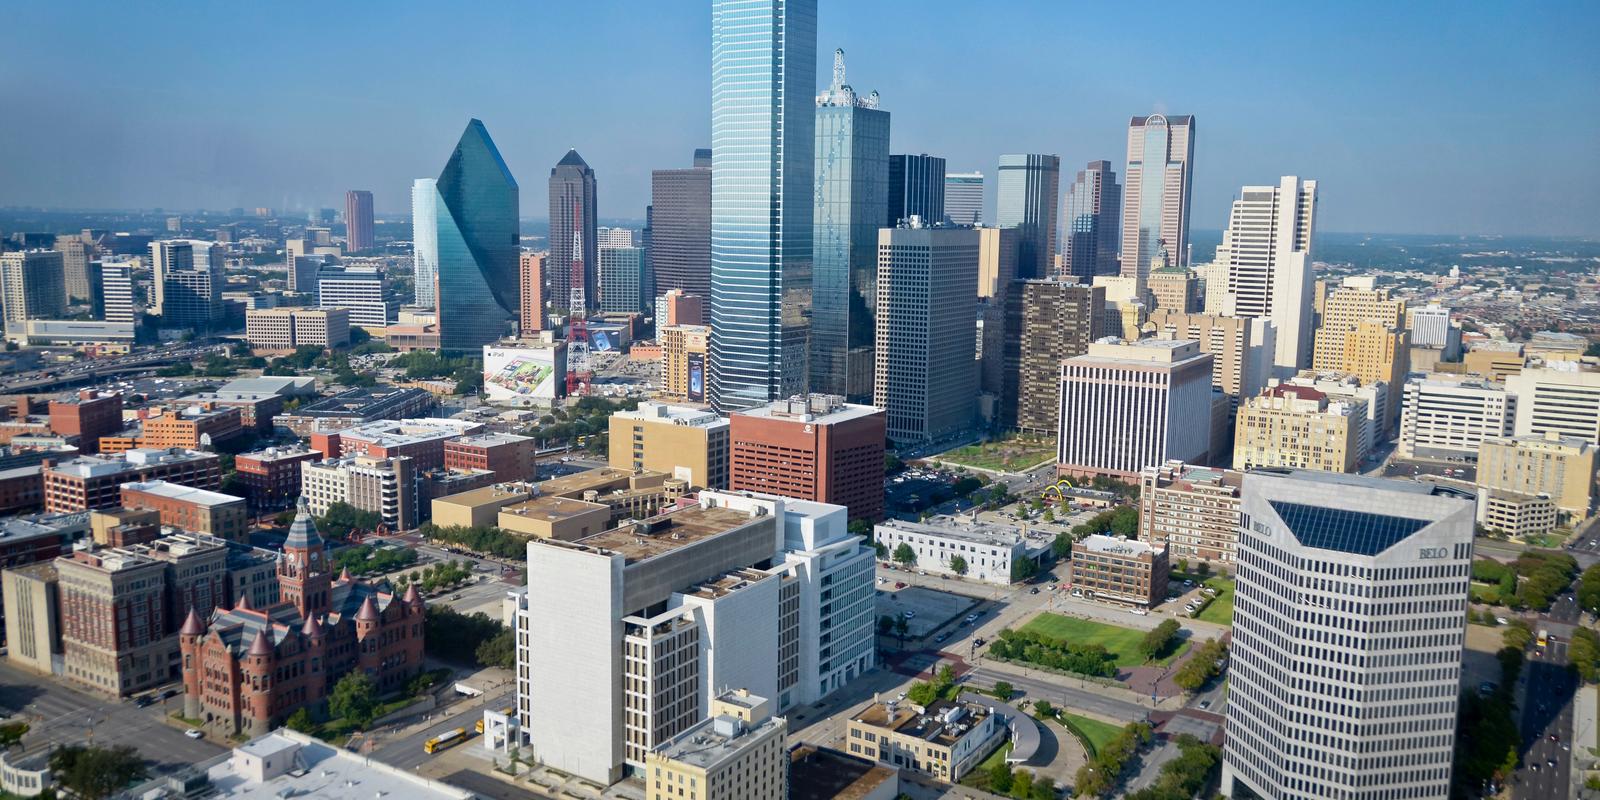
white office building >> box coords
[100,262,136,323]
[1215,176,1319,376]
[1407,304,1460,352]
[317,267,392,328]
[513,490,874,786]
[944,171,984,226]
[1057,338,1213,480]
[1222,470,1474,800]
[1398,376,1515,460]
[1507,364,1600,445]
[873,517,1033,585]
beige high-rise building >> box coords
[1148,268,1199,313]
[608,401,730,489]
[660,324,710,402]
[1233,384,1364,473]
[1146,310,1276,410]
[1,251,67,341]
[975,227,1018,300]
[1463,342,1526,380]
[1477,432,1595,522]
[1328,321,1410,431]
[1215,176,1318,375]
[645,690,787,800]
[1138,461,1244,564]
[1002,279,1103,433]
[246,307,351,351]
[1312,281,1406,368]
[1058,338,1213,480]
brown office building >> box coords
[48,390,123,454]
[43,449,222,513]
[1067,534,1170,607]
[139,404,244,450]
[175,392,285,433]
[444,433,537,483]
[234,445,321,511]
[520,251,545,336]
[729,394,886,523]
[120,481,250,543]
[659,289,705,327]
[1001,279,1103,433]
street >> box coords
[1515,645,1575,799]
[366,689,515,771]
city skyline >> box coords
[0,3,1594,237]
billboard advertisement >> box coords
[590,329,615,352]
[687,352,705,402]
[483,345,562,404]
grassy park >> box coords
[1059,713,1123,758]
[1195,577,1235,625]
[939,434,1057,473]
[1019,613,1189,668]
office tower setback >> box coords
[597,227,635,249]
[995,154,1060,280]
[944,171,984,226]
[510,251,542,336]
[1,251,66,339]
[1056,338,1213,480]
[729,394,885,523]
[1001,279,1102,433]
[1222,470,1473,800]
[812,48,890,400]
[1216,176,1318,375]
[411,178,439,307]
[1063,160,1121,279]
[429,120,519,353]
[709,0,816,410]
[887,154,944,227]
[550,150,599,315]
[874,224,979,444]
[650,151,713,299]
[1121,114,1196,278]
[598,246,647,315]
[344,190,374,252]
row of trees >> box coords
[1124,734,1222,800]
[986,628,1117,678]
[331,544,417,577]
[980,760,1057,800]
[905,664,958,705]
[423,606,515,669]
[393,560,474,595]
[421,523,527,559]
[1073,721,1154,798]
[1138,619,1182,662]
[316,502,382,541]
[47,744,147,800]
[1578,562,1600,614]
[1173,638,1227,691]
[1509,551,1578,611]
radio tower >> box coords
[565,199,591,396]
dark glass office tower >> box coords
[709,0,817,411]
[887,154,944,227]
[433,119,520,353]
[549,149,598,313]
[812,49,889,401]
[995,153,1060,280]
[650,150,712,298]
[1064,160,1122,278]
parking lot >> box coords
[1383,457,1476,484]
[875,584,982,639]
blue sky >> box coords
[1,1,1596,236]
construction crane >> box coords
[566,199,592,396]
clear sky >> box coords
[1,1,1596,236]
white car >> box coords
[1129,608,1149,616]
[184,728,204,740]
[903,610,916,619]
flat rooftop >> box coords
[447,432,535,447]
[339,418,480,446]
[49,448,213,478]
[537,466,647,497]
[292,386,434,418]
[435,482,537,509]
[737,394,882,425]
[614,402,729,428]
[1077,533,1164,557]
[877,517,1023,547]
[653,713,785,771]
[122,480,243,507]
[204,732,472,800]
[851,698,988,748]
[500,495,609,524]
[0,512,88,543]
[563,504,763,564]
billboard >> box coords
[483,345,562,404]
[687,352,705,402]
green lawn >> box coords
[1059,713,1122,758]
[1020,613,1189,667]
[1195,577,1235,625]
[939,435,1057,473]
[960,741,1014,789]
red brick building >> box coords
[444,433,537,482]
[180,500,424,737]
[120,481,249,543]
[139,404,244,450]
[729,394,887,523]
[48,390,123,455]
[177,391,285,433]
[0,466,43,514]
[310,419,481,472]
[235,445,322,511]
[43,448,222,513]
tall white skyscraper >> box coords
[1222,470,1473,800]
[1121,114,1196,280]
[411,177,438,308]
[1216,176,1319,376]
[709,0,817,411]
[873,223,979,445]
[944,171,984,226]
[100,262,136,323]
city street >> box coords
[0,661,224,774]
[1515,644,1575,799]
[367,688,515,771]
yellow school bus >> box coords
[424,727,467,754]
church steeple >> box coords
[279,497,332,619]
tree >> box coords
[1008,769,1034,799]
[878,615,894,636]
[893,616,909,641]
[1041,508,1055,523]
[1502,619,1533,651]
[1029,776,1056,800]
[49,745,147,800]
[476,630,517,669]
[873,540,888,559]
[329,672,379,727]
[950,555,969,576]
[1139,619,1182,661]
[987,759,1015,794]
[0,721,27,749]
[1571,627,1600,683]
[1108,506,1139,537]
[1051,533,1072,559]
[893,543,918,567]
[1033,700,1055,719]
[848,518,872,537]
[285,708,317,734]
[1010,557,1038,583]
[992,680,1014,700]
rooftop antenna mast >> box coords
[566,198,591,396]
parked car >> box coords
[184,729,204,740]
[134,696,156,708]
[964,613,980,624]
[903,610,916,619]
[894,582,907,589]
[935,633,950,643]
[160,688,179,700]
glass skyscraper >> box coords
[431,119,519,353]
[812,48,889,401]
[709,0,817,411]
[995,153,1060,281]
[1064,160,1122,279]
[887,154,944,228]
[411,178,438,308]
[944,171,984,226]
[1121,114,1195,280]
[549,150,598,314]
